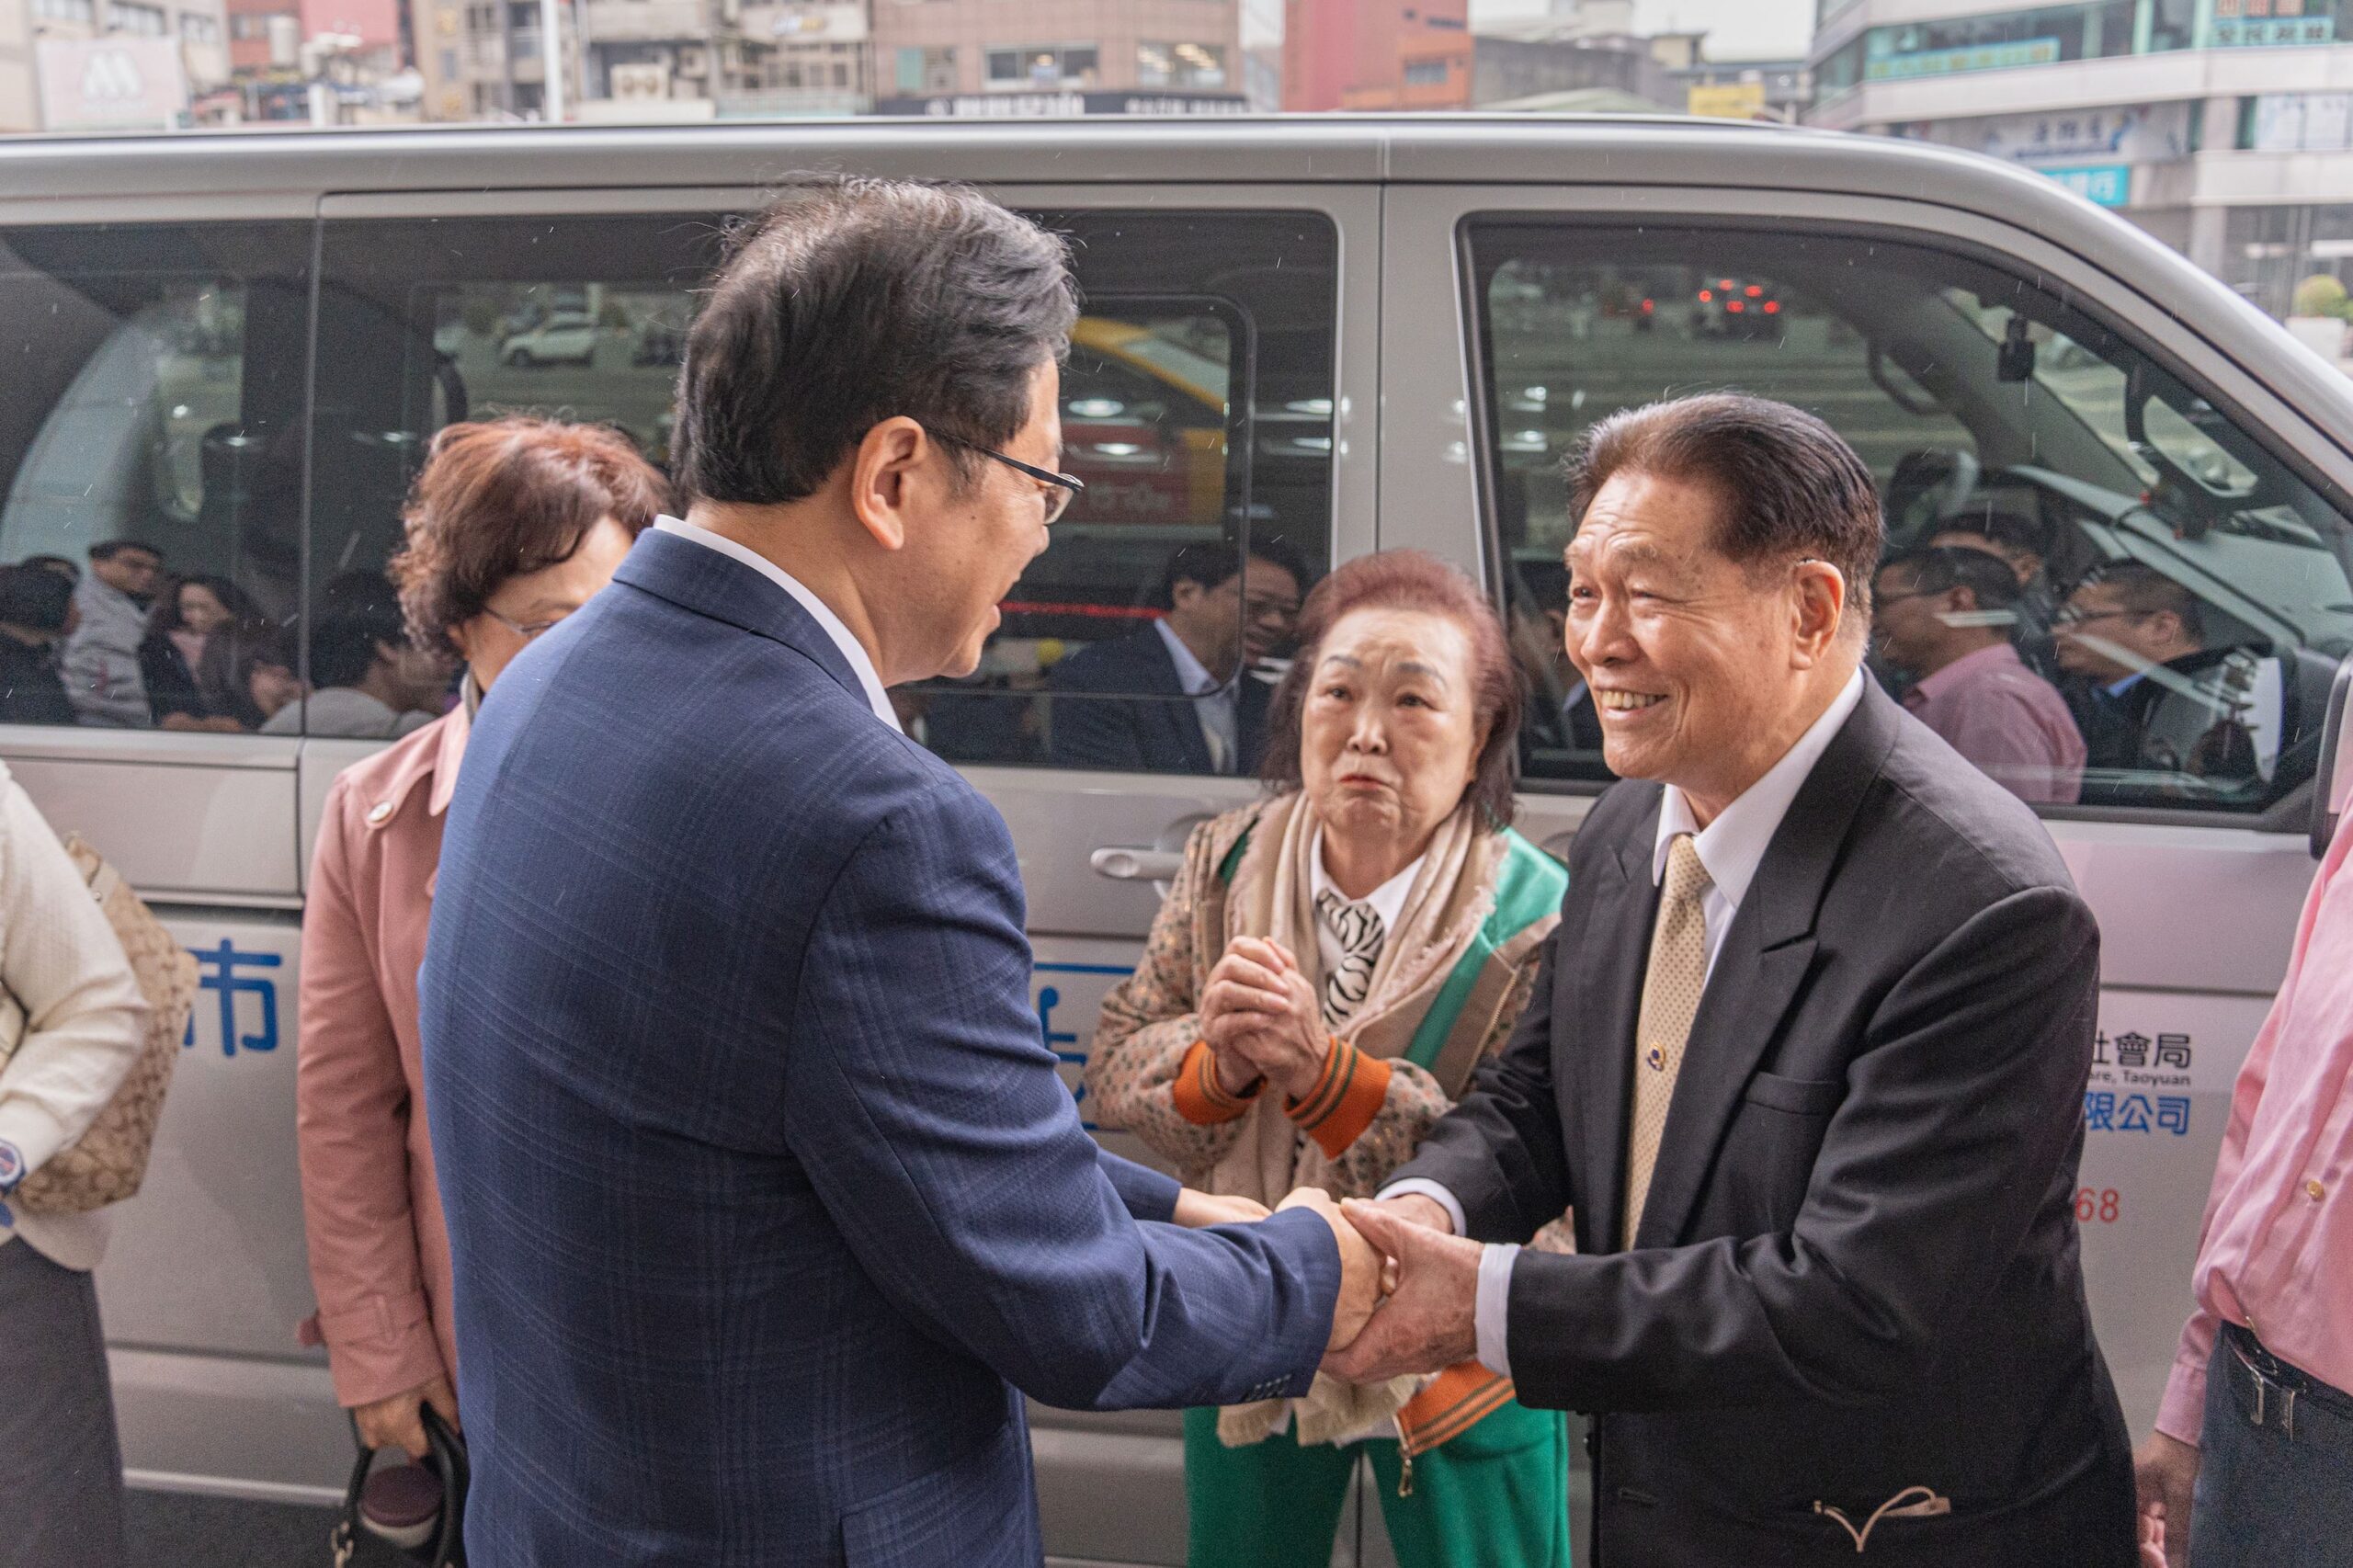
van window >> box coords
[1469,219,2353,814]
[313,209,1338,769]
[0,224,309,733]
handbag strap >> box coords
[329,1409,469,1568]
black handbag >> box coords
[330,1406,468,1568]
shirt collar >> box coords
[1654,669,1865,910]
[1310,824,1423,934]
[654,517,901,733]
[1911,640,2020,703]
[1154,617,1224,699]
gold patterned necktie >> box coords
[1624,833,1712,1249]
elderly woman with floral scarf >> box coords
[1087,549,1573,1568]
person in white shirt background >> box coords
[0,762,148,1568]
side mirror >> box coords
[2311,655,2353,858]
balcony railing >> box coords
[582,0,710,40]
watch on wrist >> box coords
[0,1138,24,1197]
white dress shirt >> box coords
[1154,618,1240,774]
[654,517,901,733]
[1384,671,1866,1378]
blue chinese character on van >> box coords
[184,940,283,1057]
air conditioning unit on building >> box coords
[676,44,707,75]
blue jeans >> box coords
[2190,1323,2353,1567]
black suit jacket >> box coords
[1389,682,2134,1567]
[1048,625,1272,775]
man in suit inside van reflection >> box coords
[418,177,1379,1568]
[1049,540,1305,776]
[1324,392,2139,1566]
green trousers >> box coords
[1182,1401,1571,1568]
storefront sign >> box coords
[35,37,188,131]
[1866,37,2060,80]
[2212,16,2335,44]
[2041,162,2132,206]
[873,92,1248,118]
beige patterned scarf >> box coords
[1209,790,1496,1450]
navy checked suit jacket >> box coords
[418,528,1340,1568]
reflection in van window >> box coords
[1471,222,2353,814]
[316,209,1338,770]
[0,223,309,732]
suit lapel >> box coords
[1634,684,1904,1249]
[1574,790,1664,1256]
[1135,631,1214,775]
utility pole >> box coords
[540,0,563,119]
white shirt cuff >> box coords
[1476,1243,1519,1378]
[1374,1177,1466,1237]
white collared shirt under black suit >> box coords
[1381,676,2137,1566]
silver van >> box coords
[3,118,2347,1565]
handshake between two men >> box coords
[1247,1186,1478,1382]
[1174,931,1483,1381]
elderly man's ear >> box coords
[1790,560,1853,665]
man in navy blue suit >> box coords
[418,178,1380,1567]
[1048,539,1306,775]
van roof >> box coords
[0,113,2339,450]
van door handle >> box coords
[1090,846,1186,881]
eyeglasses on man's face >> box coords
[2052,604,2150,631]
[925,426,1086,526]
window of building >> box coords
[1404,58,1449,85]
[438,46,458,76]
[894,44,957,93]
[985,43,1098,89]
[1471,218,2353,812]
[227,10,271,38]
[108,1,169,36]
[0,223,311,733]
[1859,0,2137,81]
[32,0,98,23]
[178,11,219,42]
[1136,40,1227,88]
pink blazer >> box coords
[295,704,470,1408]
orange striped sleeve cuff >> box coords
[1397,1361,1517,1456]
[1284,1039,1392,1159]
[1170,1039,1261,1125]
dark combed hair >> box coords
[147,574,261,639]
[1563,392,1885,623]
[0,562,73,631]
[2080,560,2205,643]
[1935,509,2050,559]
[390,416,667,655]
[311,572,411,688]
[90,539,162,563]
[1261,550,1522,830]
[671,176,1080,507]
[1157,537,1316,609]
[1881,544,2023,614]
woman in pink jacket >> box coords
[297,417,666,1459]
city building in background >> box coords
[1284,0,1472,109]
[871,0,1243,116]
[1806,0,2353,318]
[0,0,230,129]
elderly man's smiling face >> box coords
[1564,468,1850,820]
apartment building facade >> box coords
[1282,0,1472,110]
[869,0,1241,114]
[0,0,229,128]
[1807,0,2353,313]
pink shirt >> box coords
[1902,642,2086,804]
[294,703,470,1408]
[2156,819,2353,1440]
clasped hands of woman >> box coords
[1199,935,1331,1105]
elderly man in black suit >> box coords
[1328,392,2137,1566]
